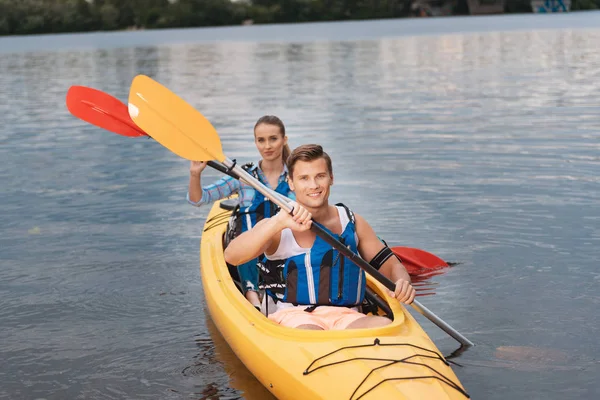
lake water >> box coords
[1,11,599,400]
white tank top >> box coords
[266,205,358,260]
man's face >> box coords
[289,158,333,210]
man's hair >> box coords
[286,144,333,178]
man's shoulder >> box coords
[334,203,357,224]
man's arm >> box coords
[223,202,312,266]
[223,218,282,266]
[355,213,415,304]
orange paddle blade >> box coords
[128,75,225,162]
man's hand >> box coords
[273,201,312,232]
[388,279,416,304]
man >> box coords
[224,144,415,330]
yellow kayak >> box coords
[201,200,469,400]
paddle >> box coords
[66,85,455,276]
[128,75,473,347]
[67,86,448,275]
[67,84,453,275]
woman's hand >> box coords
[190,161,208,176]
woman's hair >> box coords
[254,115,290,162]
[286,144,332,179]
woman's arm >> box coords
[188,161,207,203]
[187,167,241,206]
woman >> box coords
[187,115,294,310]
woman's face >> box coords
[254,123,287,162]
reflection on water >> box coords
[202,317,276,400]
[1,13,600,400]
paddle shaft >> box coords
[222,157,474,347]
[207,160,241,180]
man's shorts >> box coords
[268,305,366,330]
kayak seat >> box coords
[362,288,393,320]
[219,198,239,211]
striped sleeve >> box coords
[187,175,241,206]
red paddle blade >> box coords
[391,246,449,275]
[66,86,147,137]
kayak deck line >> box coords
[304,338,469,399]
[203,209,233,232]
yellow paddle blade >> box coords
[127,75,225,162]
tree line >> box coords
[1,0,598,36]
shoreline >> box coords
[1,11,598,55]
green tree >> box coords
[572,0,599,10]
[99,3,119,30]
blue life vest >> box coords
[230,164,291,293]
[282,204,366,307]
[238,164,291,233]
